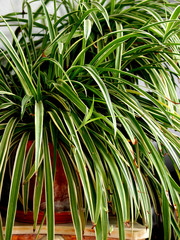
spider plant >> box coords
[0,0,180,239]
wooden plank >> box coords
[9,236,146,240]
[9,235,44,240]
[2,221,149,240]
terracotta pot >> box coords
[16,141,71,224]
[15,210,72,224]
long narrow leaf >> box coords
[33,162,44,231]
[0,118,16,174]
[41,0,55,42]
[62,112,95,221]
[26,2,33,38]
[5,132,29,240]
[165,5,180,35]
[22,141,35,213]
[58,145,82,240]
[162,189,171,240]
[0,214,3,240]
[43,129,54,240]
[35,101,44,171]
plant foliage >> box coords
[0,0,180,239]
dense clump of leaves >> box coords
[0,1,180,239]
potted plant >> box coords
[0,0,179,239]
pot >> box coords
[15,210,72,224]
[15,141,71,224]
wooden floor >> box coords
[3,220,149,240]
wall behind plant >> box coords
[0,0,52,49]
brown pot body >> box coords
[15,210,72,224]
[27,141,70,212]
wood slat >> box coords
[8,236,147,240]
[2,220,149,239]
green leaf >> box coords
[22,141,35,214]
[0,50,35,96]
[83,66,117,136]
[54,82,87,113]
[49,121,58,179]
[5,132,29,240]
[112,181,125,240]
[77,97,94,131]
[115,22,123,78]
[0,118,16,174]
[97,141,127,221]
[82,3,103,35]
[92,2,110,29]
[58,41,63,54]
[0,16,29,73]
[110,0,115,15]
[41,0,55,42]
[67,65,116,135]
[42,27,71,56]
[53,0,57,30]
[23,148,43,184]
[35,211,46,240]
[33,162,44,231]
[0,91,14,96]
[171,210,180,239]
[0,110,17,125]
[35,101,44,171]
[94,172,102,225]
[48,109,74,146]
[21,95,32,119]
[169,176,180,193]
[115,109,136,145]
[26,2,33,38]
[90,31,162,66]
[43,129,54,240]
[62,112,95,222]
[65,8,99,47]
[95,218,102,240]
[165,5,180,35]
[0,214,3,240]
[58,145,82,240]
[101,189,108,239]
[71,113,108,187]
[162,189,171,240]
[84,19,92,41]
